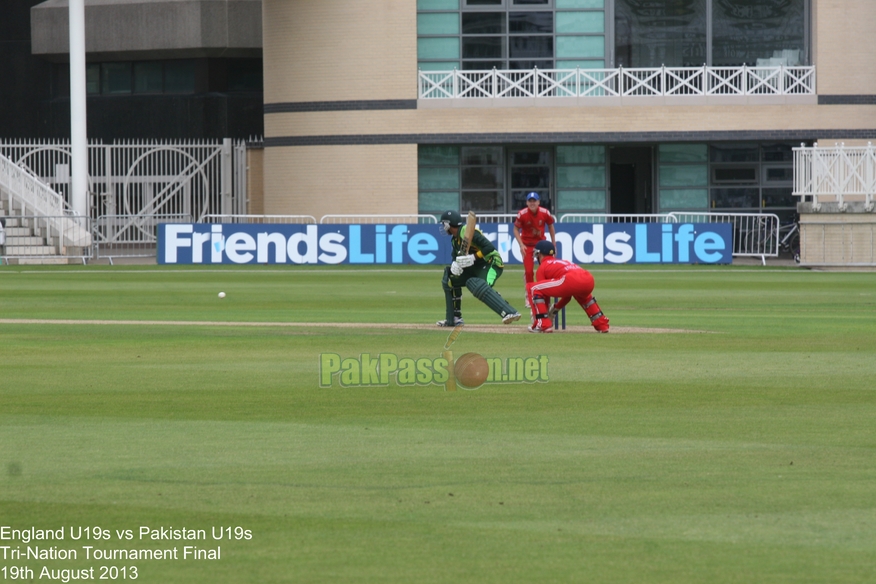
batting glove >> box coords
[546,304,558,319]
[455,254,475,268]
[450,261,463,276]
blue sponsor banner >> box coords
[158,222,732,265]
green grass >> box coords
[2,264,876,583]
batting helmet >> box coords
[439,210,464,235]
[534,240,555,257]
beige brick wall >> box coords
[246,147,264,215]
[815,0,876,94]
[800,214,876,266]
[263,145,418,219]
[266,104,876,138]
[262,0,416,104]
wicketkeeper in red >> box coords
[526,240,610,334]
[513,192,555,305]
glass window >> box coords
[462,12,505,33]
[420,146,460,165]
[419,61,461,71]
[509,12,553,33]
[660,189,709,211]
[710,144,759,163]
[510,36,553,58]
[164,60,196,93]
[556,11,603,33]
[660,165,708,188]
[462,191,504,211]
[419,192,460,211]
[761,187,795,208]
[556,0,602,7]
[463,60,505,70]
[712,167,758,184]
[467,0,502,5]
[558,190,605,210]
[711,188,759,209]
[134,62,163,94]
[101,62,132,94]
[557,166,605,188]
[556,35,604,58]
[463,147,502,165]
[463,37,504,58]
[557,145,604,164]
[420,167,461,190]
[615,0,706,67]
[556,59,604,68]
[764,167,793,183]
[712,0,806,66]
[420,37,461,59]
[762,143,794,162]
[86,64,100,94]
[463,167,504,188]
[419,0,459,9]
[659,144,708,163]
[419,13,460,34]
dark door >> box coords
[508,148,552,213]
[610,163,637,214]
[609,146,653,215]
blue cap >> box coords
[526,192,540,201]
[534,240,555,256]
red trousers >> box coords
[521,244,537,284]
[526,269,595,313]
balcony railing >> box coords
[794,144,876,211]
[419,65,815,99]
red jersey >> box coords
[514,207,554,246]
[536,257,585,282]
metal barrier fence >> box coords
[558,213,675,223]
[320,214,438,224]
[92,214,191,263]
[667,212,780,258]
[204,214,317,224]
[0,215,92,264]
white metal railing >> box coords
[419,65,815,99]
[92,214,192,261]
[0,138,248,223]
[558,213,675,223]
[319,214,438,224]
[205,214,317,224]
[794,143,876,211]
[475,213,518,223]
[0,153,91,248]
[668,212,780,258]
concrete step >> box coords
[7,257,77,265]
[6,236,47,246]
[3,245,59,255]
[5,227,34,236]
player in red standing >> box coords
[526,240,609,334]
[513,192,555,305]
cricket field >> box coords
[1,264,875,583]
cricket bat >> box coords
[460,211,477,255]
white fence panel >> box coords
[668,212,780,257]
[320,214,439,224]
[419,66,815,99]
[794,144,876,210]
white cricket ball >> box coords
[218,292,226,298]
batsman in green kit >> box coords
[436,210,521,327]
